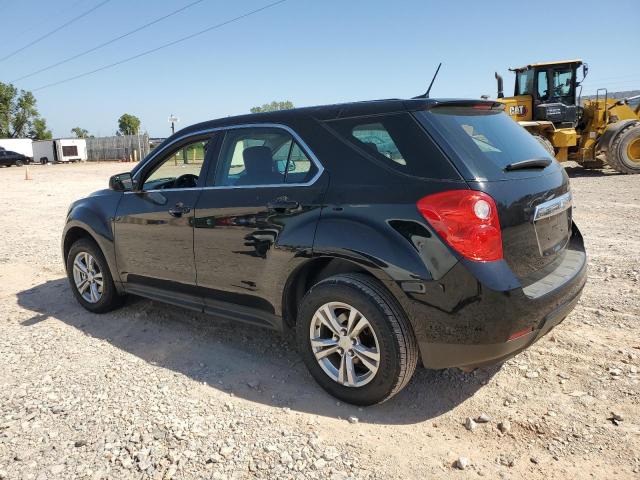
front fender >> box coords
[62,191,122,284]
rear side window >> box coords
[325,113,460,180]
[416,107,556,180]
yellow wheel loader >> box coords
[494,59,640,174]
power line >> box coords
[8,1,93,51]
[32,0,288,92]
[0,0,112,64]
[12,0,206,83]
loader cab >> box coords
[511,60,583,127]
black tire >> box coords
[532,134,556,157]
[296,273,418,405]
[66,237,123,313]
[14,159,24,167]
[607,123,640,174]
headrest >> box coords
[243,146,274,173]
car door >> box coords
[0,151,7,166]
[114,133,217,310]
[194,125,327,327]
[4,151,18,165]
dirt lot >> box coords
[0,162,638,479]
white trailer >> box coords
[32,138,87,164]
[0,138,33,160]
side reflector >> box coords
[508,327,534,341]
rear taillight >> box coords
[417,190,503,262]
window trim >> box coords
[130,123,324,193]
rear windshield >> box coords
[324,113,460,180]
[416,107,556,180]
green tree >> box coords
[71,127,89,138]
[31,118,52,140]
[250,100,294,113]
[117,113,141,136]
[0,81,50,139]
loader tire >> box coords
[533,134,556,157]
[607,122,640,174]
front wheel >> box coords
[66,238,124,313]
[296,273,418,405]
[607,123,640,174]
[15,159,24,167]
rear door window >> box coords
[325,113,460,180]
[416,106,558,181]
[212,127,317,187]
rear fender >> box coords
[313,210,460,329]
[314,210,460,283]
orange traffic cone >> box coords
[25,164,32,180]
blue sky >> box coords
[1,0,638,137]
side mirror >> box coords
[582,63,589,80]
[109,172,134,191]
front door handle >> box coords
[169,203,191,217]
[267,200,299,213]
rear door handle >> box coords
[267,200,299,212]
[169,202,191,217]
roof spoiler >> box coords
[414,99,505,111]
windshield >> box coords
[416,106,557,180]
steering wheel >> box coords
[173,173,198,188]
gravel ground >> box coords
[0,162,638,479]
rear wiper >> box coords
[504,158,552,171]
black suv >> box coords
[63,98,587,405]
[0,149,29,166]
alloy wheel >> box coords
[309,302,380,387]
[72,252,103,303]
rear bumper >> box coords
[420,286,583,369]
[405,231,587,370]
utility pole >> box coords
[168,114,179,135]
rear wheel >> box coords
[66,238,123,313]
[296,273,418,405]
[533,134,556,157]
[607,123,640,174]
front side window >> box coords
[516,69,534,96]
[143,138,209,190]
[214,127,316,186]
